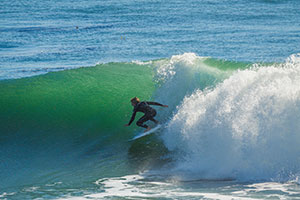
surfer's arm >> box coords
[147,101,168,107]
[127,110,137,126]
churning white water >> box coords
[162,54,300,182]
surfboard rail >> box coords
[129,124,162,141]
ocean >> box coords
[1,0,300,199]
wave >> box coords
[2,52,298,189]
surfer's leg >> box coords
[136,115,149,129]
[150,118,159,124]
[137,116,151,132]
[149,110,159,124]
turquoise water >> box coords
[1,0,300,199]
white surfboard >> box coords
[129,124,162,141]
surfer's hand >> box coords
[163,105,168,108]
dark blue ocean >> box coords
[1,0,300,199]
[1,0,300,79]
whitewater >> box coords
[2,0,300,199]
[163,54,300,182]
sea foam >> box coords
[161,54,300,181]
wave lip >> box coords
[151,53,241,118]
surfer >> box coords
[124,97,168,132]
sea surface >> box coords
[1,0,300,199]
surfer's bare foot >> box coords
[144,127,151,132]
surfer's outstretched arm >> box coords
[146,101,168,107]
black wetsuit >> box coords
[128,101,164,128]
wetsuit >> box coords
[128,101,164,128]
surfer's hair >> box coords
[131,97,140,103]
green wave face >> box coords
[0,62,157,188]
[0,63,155,138]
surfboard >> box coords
[129,124,162,141]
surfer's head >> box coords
[130,97,140,106]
